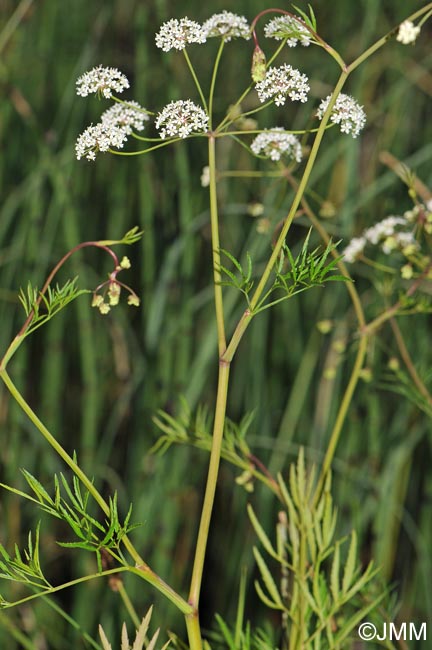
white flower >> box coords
[343,214,419,262]
[155,100,209,139]
[203,11,250,41]
[75,122,128,161]
[251,128,302,162]
[342,236,366,263]
[100,101,149,133]
[364,216,407,244]
[397,20,421,45]
[264,16,311,47]
[155,18,206,51]
[317,93,366,138]
[76,66,129,99]
[255,64,310,106]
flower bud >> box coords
[251,45,266,82]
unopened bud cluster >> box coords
[92,256,140,315]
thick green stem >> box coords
[208,135,226,355]
[188,361,230,608]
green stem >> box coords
[389,317,432,404]
[292,186,370,502]
[347,2,432,74]
[2,564,192,615]
[185,130,239,627]
[183,49,208,112]
[361,262,432,337]
[208,135,227,355]
[223,72,349,362]
[216,37,292,132]
[224,99,275,123]
[110,139,184,155]
[117,580,141,629]
[220,127,322,137]
[250,73,348,311]
[0,368,192,615]
[313,332,368,503]
[208,40,225,129]
[0,368,110,515]
[188,360,230,608]
[1,568,127,609]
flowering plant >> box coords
[1,4,432,650]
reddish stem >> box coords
[17,241,119,338]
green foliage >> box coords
[293,4,318,32]
[99,606,170,650]
[0,523,50,601]
[248,450,389,649]
[218,249,254,302]
[1,0,432,647]
[0,470,140,577]
[18,278,90,336]
[258,232,347,312]
[152,400,278,495]
[101,226,144,247]
[219,232,348,314]
[380,366,432,418]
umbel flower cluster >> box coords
[155,100,209,139]
[251,129,302,162]
[75,96,150,161]
[316,93,366,138]
[342,206,432,264]
[73,11,382,161]
[255,64,310,106]
[264,15,312,47]
[155,12,251,51]
[76,65,130,98]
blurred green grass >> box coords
[0,0,431,647]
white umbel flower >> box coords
[342,237,366,263]
[397,20,421,45]
[155,18,206,51]
[364,216,407,245]
[251,128,302,162]
[155,100,209,139]
[317,93,366,138]
[343,214,419,263]
[100,101,150,133]
[264,16,311,47]
[203,11,250,41]
[75,123,128,161]
[255,64,310,106]
[76,66,130,99]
